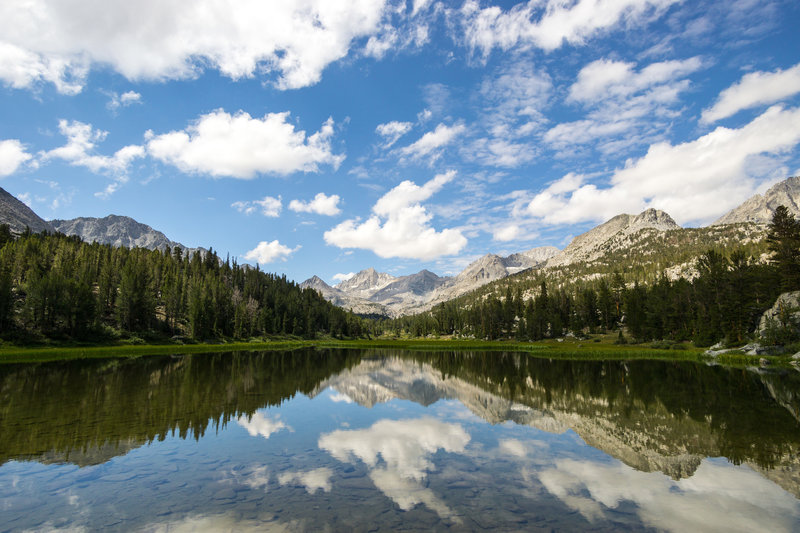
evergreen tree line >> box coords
[386,207,800,346]
[0,227,368,341]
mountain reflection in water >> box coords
[1,349,799,531]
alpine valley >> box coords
[1,176,799,319]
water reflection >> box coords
[319,418,469,522]
[1,349,799,531]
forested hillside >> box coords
[0,226,369,342]
[386,210,799,347]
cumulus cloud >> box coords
[232,196,282,217]
[527,105,800,225]
[237,412,290,440]
[44,120,145,173]
[376,121,413,147]
[493,224,521,242]
[244,240,300,264]
[0,139,32,176]
[458,0,678,57]
[332,272,356,282]
[289,193,342,216]
[323,170,467,259]
[399,123,466,161]
[146,110,344,178]
[701,63,800,124]
[106,90,142,112]
[277,468,333,494]
[0,0,389,92]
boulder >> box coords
[758,291,800,338]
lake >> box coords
[1,349,799,532]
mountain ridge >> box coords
[0,187,54,234]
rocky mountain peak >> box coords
[0,187,53,234]
[632,208,679,230]
[337,267,396,297]
[546,208,681,268]
[301,275,332,291]
[713,176,800,225]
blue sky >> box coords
[1,0,800,284]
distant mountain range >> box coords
[300,247,559,317]
[1,176,799,317]
[302,176,800,316]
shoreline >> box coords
[0,337,791,368]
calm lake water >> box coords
[1,349,800,532]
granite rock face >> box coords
[0,187,54,234]
[714,176,800,225]
[50,215,206,257]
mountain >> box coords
[713,176,800,225]
[546,208,681,268]
[0,187,53,234]
[50,215,204,255]
[336,268,396,299]
[305,246,559,317]
[299,275,390,316]
[369,269,450,310]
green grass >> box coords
[1,335,793,368]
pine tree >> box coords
[767,205,800,291]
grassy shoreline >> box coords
[0,336,793,368]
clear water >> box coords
[1,349,799,532]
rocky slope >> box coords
[714,176,800,225]
[545,208,681,268]
[336,268,396,299]
[0,186,53,234]
[299,276,390,316]
[50,215,204,256]
[303,246,558,317]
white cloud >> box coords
[244,240,300,264]
[324,171,467,260]
[540,458,800,532]
[399,123,466,161]
[43,120,145,174]
[467,137,537,167]
[0,139,32,176]
[545,57,703,153]
[277,468,333,494]
[376,121,413,147]
[701,63,800,124]
[289,193,342,216]
[17,192,32,207]
[568,57,703,103]
[106,90,142,112]
[493,224,521,242]
[332,272,356,282]
[0,42,86,95]
[237,412,290,440]
[146,110,344,179]
[467,59,551,167]
[527,105,800,225]
[0,0,389,92]
[232,196,282,217]
[458,0,678,57]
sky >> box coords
[1,0,800,285]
